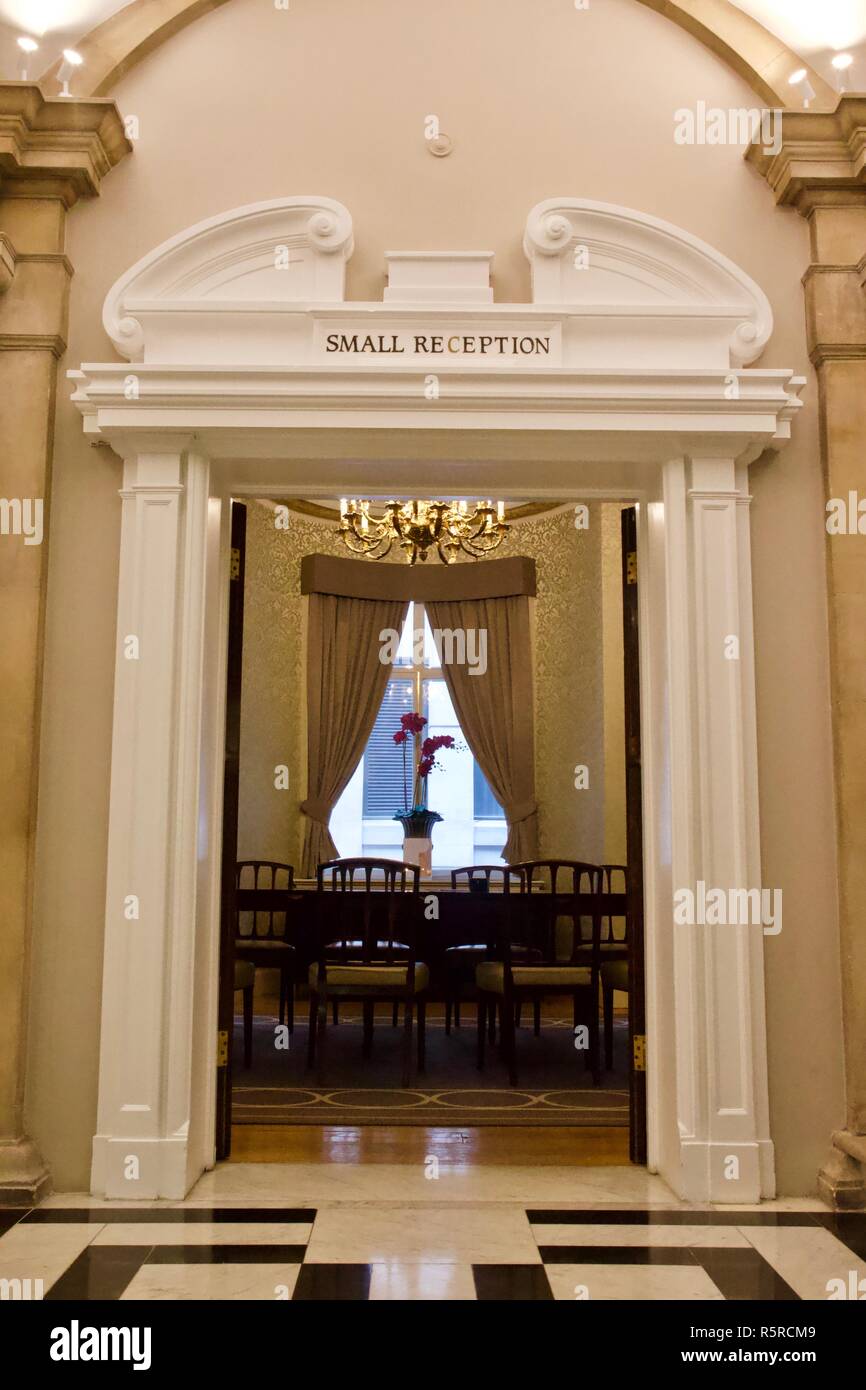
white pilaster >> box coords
[662,455,774,1202]
[91,448,211,1199]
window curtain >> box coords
[300,593,408,876]
[425,595,538,863]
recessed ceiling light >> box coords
[789,68,808,85]
[832,53,854,70]
[62,49,84,66]
[17,36,39,53]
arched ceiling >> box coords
[0,0,858,106]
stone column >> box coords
[0,85,129,1203]
[749,98,866,1207]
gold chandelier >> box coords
[337,498,510,564]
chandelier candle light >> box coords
[338,498,509,564]
[392,712,455,870]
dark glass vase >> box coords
[394,809,442,839]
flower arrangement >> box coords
[392,711,455,814]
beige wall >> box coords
[25,0,843,1192]
[237,501,612,871]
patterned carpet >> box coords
[231,1004,629,1126]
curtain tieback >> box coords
[300,797,332,825]
[504,798,537,825]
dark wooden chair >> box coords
[234,959,255,1068]
[601,959,630,1071]
[308,858,426,1087]
[596,865,629,1072]
[596,864,629,962]
[445,865,527,1034]
[477,860,603,1085]
[234,861,298,1034]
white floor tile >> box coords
[545,1263,726,1301]
[306,1205,539,1264]
[120,1263,301,1300]
[0,1222,101,1290]
[743,1225,866,1301]
[532,1223,750,1248]
[185,1161,680,1207]
[91,1221,312,1246]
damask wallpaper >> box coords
[237,499,622,869]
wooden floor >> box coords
[235,980,631,1165]
[229,1124,631,1165]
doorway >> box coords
[214,494,647,1167]
[81,194,786,1204]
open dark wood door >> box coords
[622,506,648,1164]
[215,501,247,1160]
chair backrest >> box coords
[316,858,420,964]
[450,865,525,894]
[600,864,628,944]
[509,860,602,967]
[235,861,296,941]
[317,858,420,894]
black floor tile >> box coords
[527,1208,822,1227]
[23,1206,313,1224]
[144,1244,308,1264]
[45,1245,150,1300]
[292,1263,372,1300]
[0,1209,29,1236]
[473,1265,553,1300]
[813,1212,866,1260]
[694,1248,800,1301]
[538,1245,700,1265]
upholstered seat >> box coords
[237,937,294,951]
[326,940,410,955]
[476,960,592,991]
[445,942,538,955]
[309,961,429,992]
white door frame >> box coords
[70,196,804,1203]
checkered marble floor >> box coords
[2,1203,864,1300]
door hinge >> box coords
[217,1030,229,1067]
[632,1034,647,1072]
[626,551,637,585]
[230,548,241,581]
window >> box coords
[329,602,507,869]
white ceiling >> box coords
[1,0,864,81]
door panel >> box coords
[215,501,247,1159]
[622,505,648,1164]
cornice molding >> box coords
[0,332,67,356]
[0,83,132,206]
[67,362,805,462]
[746,97,866,214]
[38,0,834,108]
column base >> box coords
[0,1135,52,1206]
[672,1138,775,1203]
[91,1133,193,1200]
[817,1132,866,1210]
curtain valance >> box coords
[301,553,536,601]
